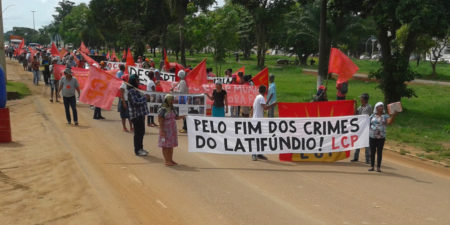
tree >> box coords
[232,0,294,68]
[53,0,76,26]
[428,34,449,77]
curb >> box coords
[384,146,449,168]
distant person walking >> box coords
[31,56,40,85]
[351,93,372,163]
[158,94,184,166]
[59,68,80,125]
[49,59,60,102]
[368,102,397,172]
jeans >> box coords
[93,107,102,118]
[183,118,187,130]
[231,106,240,117]
[33,70,40,85]
[370,138,385,168]
[63,96,78,123]
[353,147,371,163]
[147,115,154,124]
[268,105,276,118]
[132,116,145,154]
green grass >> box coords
[6,81,30,98]
[148,53,450,162]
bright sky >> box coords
[2,0,225,32]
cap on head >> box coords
[178,70,186,79]
[64,68,72,75]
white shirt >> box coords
[252,94,266,118]
[146,79,156,92]
[120,82,128,101]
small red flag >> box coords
[106,51,110,60]
[126,48,135,67]
[111,50,118,62]
[328,48,359,83]
[51,43,59,56]
[80,41,89,54]
[28,47,37,58]
[59,47,68,58]
[122,49,126,60]
[163,49,171,71]
[232,66,245,83]
[185,58,207,91]
[252,67,269,88]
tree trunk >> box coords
[431,61,437,76]
[317,0,329,88]
[255,22,266,68]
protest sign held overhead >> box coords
[207,77,234,84]
[187,115,369,155]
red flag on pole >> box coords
[252,67,269,87]
[163,49,170,71]
[185,58,207,91]
[15,39,25,56]
[328,48,359,83]
[232,66,245,83]
[79,66,123,110]
[79,51,98,67]
[51,43,59,56]
[80,41,89,54]
[106,51,110,60]
[28,47,37,57]
[59,47,68,58]
[126,48,135,67]
[111,50,118,62]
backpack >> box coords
[340,82,348,94]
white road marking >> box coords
[128,174,142,184]
[156,200,168,209]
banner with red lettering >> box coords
[79,66,123,110]
[278,100,355,162]
[72,67,89,90]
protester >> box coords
[119,74,133,132]
[142,58,151,69]
[205,81,228,117]
[49,59,59,103]
[42,53,50,85]
[146,71,158,127]
[116,64,125,79]
[313,85,328,102]
[93,62,108,120]
[368,102,397,172]
[59,68,80,125]
[206,68,216,78]
[336,80,348,100]
[31,56,40,85]
[351,93,372,163]
[171,70,188,133]
[251,85,277,161]
[267,74,277,117]
[128,75,150,156]
[150,59,155,68]
[225,68,232,77]
[158,94,185,166]
[240,75,253,117]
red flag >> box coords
[232,66,245,83]
[59,47,68,58]
[126,48,135,67]
[122,49,126,60]
[163,49,170,71]
[28,47,37,57]
[106,51,110,60]
[80,41,89,54]
[185,58,207,91]
[71,67,89,89]
[252,67,269,87]
[51,43,59,56]
[111,50,118,62]
[79,51,98,67]
[15,39,25,56]
[328,48,359,83]
[79,66,123,110]
[53,64,65,80]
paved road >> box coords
[3,59,450,225]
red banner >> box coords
[53,65,65,80]
[72,67,89,90]
[79,67,123,110]
[278,100,355,162]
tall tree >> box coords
[233,0,294,68]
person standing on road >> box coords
[251,85,277,161]
[267,74,277,118]
[49,59,60,103]
[59,68,80,125]
[128,75,150,157]
[368,102,397,172]
[31,56,40,85]
[351,93,372,163]
[171,70,188,133]
[205,81,228,117]
[146,71,158,127]
[93,62,108,120]
[158,94,184,166]
[119,74,133,132]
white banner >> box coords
[107,62,143,70]
[187,115,369,154]
[146,91,206,116]
[128,66,177,82]
[207,77,234,84]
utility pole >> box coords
[0,0,7,82]
[31,10,36,31]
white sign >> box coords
[207,77,234,84]
[128,66,177,82]
[146,92,206,116]
[106,62,143,70]
[187,115,370,154]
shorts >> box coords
[118,99,130,119]
[50,80,59,90]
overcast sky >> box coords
[2,0,225,32]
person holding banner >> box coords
[351,93,372,163]
[158,94,185,166]
[205,81,228,117]
[59,68,80,125]
[128,75,150,157]
[251,85,277,161]
[369,102,397,172]
[146,71,158,127]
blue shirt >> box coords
[116,70,124,79]
[268,82,277,104]
[369,114,390,139]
